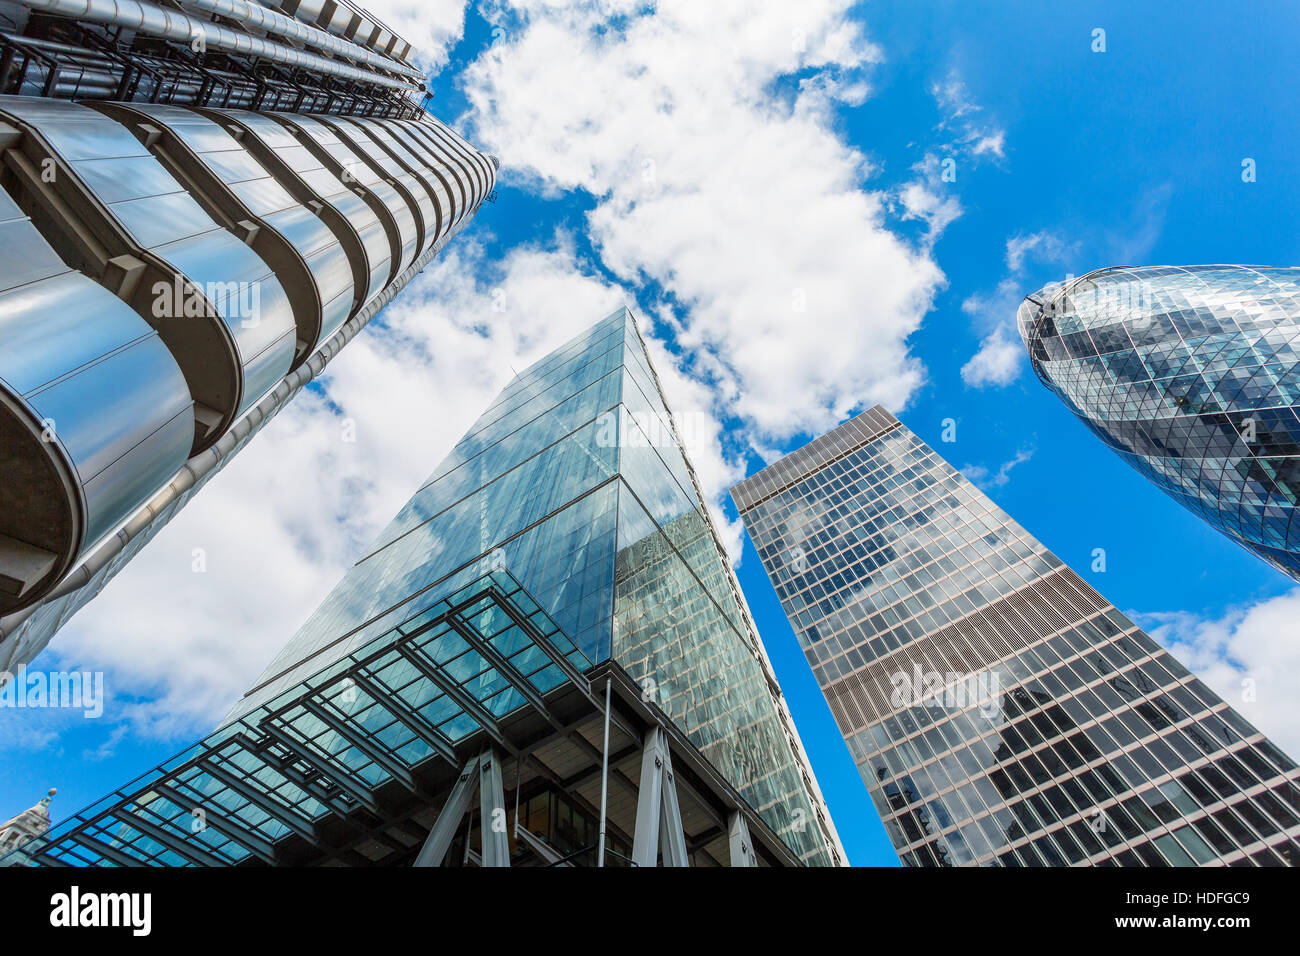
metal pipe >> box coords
[597,677,612,867]
[16,65,121,85]
[175,0,424,83]
[18,0,419,91]
[0,32,119,65]
[38,66,119,83]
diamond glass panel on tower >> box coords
[1019,265,1300,581]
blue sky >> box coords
[4,1,1299,868]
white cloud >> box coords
[970,130,1006,158]
[893,71,1005,248]
[1106,182,1173,265]
[959,446,1034,489]
[82,725,129,763]
[898,159,963,243]
[961,231,1077,388]
[462,0,943,444]
[1005,230,1072,273]
[961,323,1024,388]
[1136,590,1300,761]
[930,74,978,119]
[929,71,1006,158]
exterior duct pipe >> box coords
[0,221,464,642]
[175,0,425,83]
[17,0,421,92]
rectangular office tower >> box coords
[733,407,1300,866]
[5,309,843,867]
[0,0,494,670]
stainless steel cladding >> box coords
[205,108,393,308]
[94,101,356,364]
[1,0,425,116]
[312,115,440,245]
[0,96,297,448]
[0,179,193,612]
[172,0,424,82]
[16,0,419,92]
[271,112,420,276]
[401,117,493,225]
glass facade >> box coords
[1019,265,1300,580]
[733,407,1300,866]
[224,308,842,865]
[5,569,595,866]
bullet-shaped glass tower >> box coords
[1020,265,1300,581]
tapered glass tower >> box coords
[0,1,495,670]
[5,309,842,868]
[733,407,1300,866]
[1020,265,1300,581]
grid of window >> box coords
[742,422,1056,688]
[734,406,1300,866]
[613,492,833,864]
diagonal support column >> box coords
[728,810,758,867]
[632,727,689,867]
[413,756,479,867]
[477,749,510,867]
[513,821,571,866]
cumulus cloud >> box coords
[462,0,943,444]
[1136,590,1300,761]
[960,325,1025,388]
[961,230,1078,388]
[898,157,963,244]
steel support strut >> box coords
[728,811,758,867]
[631,727,689,867]
[413,748,511,867]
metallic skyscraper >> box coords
[1020,265,1300,580]
[5,309,843,867]
[0,0,495,670]
[733,407,1300,866]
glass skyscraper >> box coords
[0,1,494,672]
[5,309,842,868]
[733,407,1300,866]
[1019,265,1300,580]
